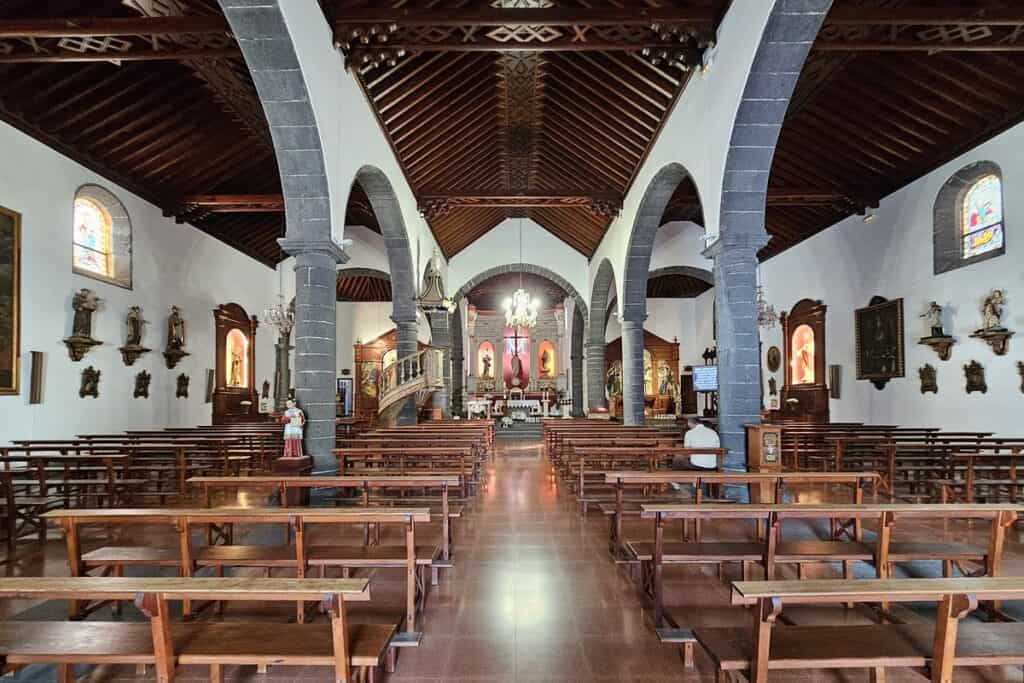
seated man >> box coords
[674,417,721,471]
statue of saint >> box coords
[229,348,243,387]
[281,398,305,458]
[480,350,493,379]
[981,289,1006,330]
[657,362,673,395]
[126,306,145,346]
[606,361,622,398]
[167,306,186,350]
[540,348,553,377]
[71,289,99,338]
[920,301,945,338]
[510,353,522,386]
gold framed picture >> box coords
[0,206,21,395]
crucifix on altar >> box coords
[503,324,530,389]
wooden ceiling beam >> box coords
[179,194,284,211]
[333,7,713,28]
[825,7,1024,27]
[0,15,231,38]
[0,48,241,64]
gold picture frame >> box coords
[0,206,21,395]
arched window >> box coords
[72,185,132,288]
[961,174,1004,259]
[933,161,1005,274]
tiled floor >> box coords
[2,436,1024,681]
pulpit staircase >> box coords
[378,347,446,423]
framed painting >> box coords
[855,296,905,389]
[0,206,20,395]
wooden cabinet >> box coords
[212,303,259,425]
[779,299,830,423]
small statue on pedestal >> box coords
[920,301,946,338]
[120,305,151,365]
[163,306,191,369]
[970,289,1014,356]
[281,398,305,458]
[918,300,955,361]
[64,288,102,361]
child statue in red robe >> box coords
[281,398,305,458]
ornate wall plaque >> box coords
[79,365,100,398]
[134,370,151,399]
[176,373,189,399]
[918,364,937,394]
[964,360,987,394]
[766,346,781,373]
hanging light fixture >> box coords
[755,265,777,330]
[264,254,295,338]
[503,217,541,328]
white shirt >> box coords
[684,423,721,469]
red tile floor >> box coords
[2,436,1023,681]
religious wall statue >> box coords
[918,364,937,395]
[64,288,102,361]
[510,353,522,387]
[176,373,189,399]
[281,398,305,458]
[540,348,553,378]
[970,289,1014,355]
[768,376,778,396]
[229,347,244,387]
[163,306,190,369]
[79,365,100,398]
[605,360,622,398]
[119,305,151,366]
[657,361,673,395]
[980,289,1006,331]
[134,370,151,399]
[918,300,955,361]
[964,360,987,394]
[480,349,493,379]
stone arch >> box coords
[452,263,588,417]
[453,264,587,319]
[352,167,416,322]
[220,0,345,470]
[587,258,617,412]
[934,160,1005,274]
[619,165,702,423]
[622,164,702,321]
[349,166,418,423]
[711,0,834,467]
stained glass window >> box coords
[73,197,112,277]
[961,174,1004,260]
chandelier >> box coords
[264,295,295,337]
[504,288,540,328]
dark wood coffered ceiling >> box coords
[3,1,1024,268]
[465,271,568,311]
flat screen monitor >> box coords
[692,365,718,392]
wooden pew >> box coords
[43,507,434,640]
[636,503,1019,631]
[602,471,880,559]
[701,576,1024,683]
[333,446,480,498]
[190,474,461,574]
[0,576,385,683]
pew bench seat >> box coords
[0,620,396,672]
[307,544,439,567]
[693,622,1024,676]
[195,545,297,567]
[887,541,986,564]
[82,546,181,567]
[627,541,763,563]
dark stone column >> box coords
[705,234,768,471]
[450,307,464,416]
[427,312,451,418]
[394,317,420,425]
[585,341,606,412]
[280,238,347,473]
[620,318,646,425]
[571,309,585,416]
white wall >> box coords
[278,3,443,271]
[0,122,277,439]
[447,218,590,300]
[649,221,713,273]
[587,0,776,316]
[752,120,1024,434]
[335,302,433,375]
